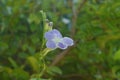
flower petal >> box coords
[52,29,62,38]
[44,29,62,40]
[63,37,74,46]
[46,40,56,49]
[44,31,54,40]
[57,42,67,49]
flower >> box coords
[44,29,74,49]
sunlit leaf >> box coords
[27,56,39,72]
[47,66,62,75]
[114,49,120,60]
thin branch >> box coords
[50,0,87,66]
[71,0,87,37]
[76,0,87,15]
[50,47,72,66]
[53,73,91,80]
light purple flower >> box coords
[44,29,74,49]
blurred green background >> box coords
[0,0,120,80]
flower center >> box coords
[52,37,61,43]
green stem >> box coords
[38,59,46,77]
[38,48,52,78]
[40,10,47,50]
[40,48,51,60]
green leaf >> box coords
[27,56,39,72]
[0,66,12,74]
[47,66,62,75]
[8,57,18,68]
[114,49,120,60]
[112,66,120,79]
[12,68,29,80]
[28,13,41,24]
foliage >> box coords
[0,0,120,80]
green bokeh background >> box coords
[0,0,120,80]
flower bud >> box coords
[48,22,53,27]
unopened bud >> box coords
[48,22,53,27]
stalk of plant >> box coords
[33,11,74,80]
